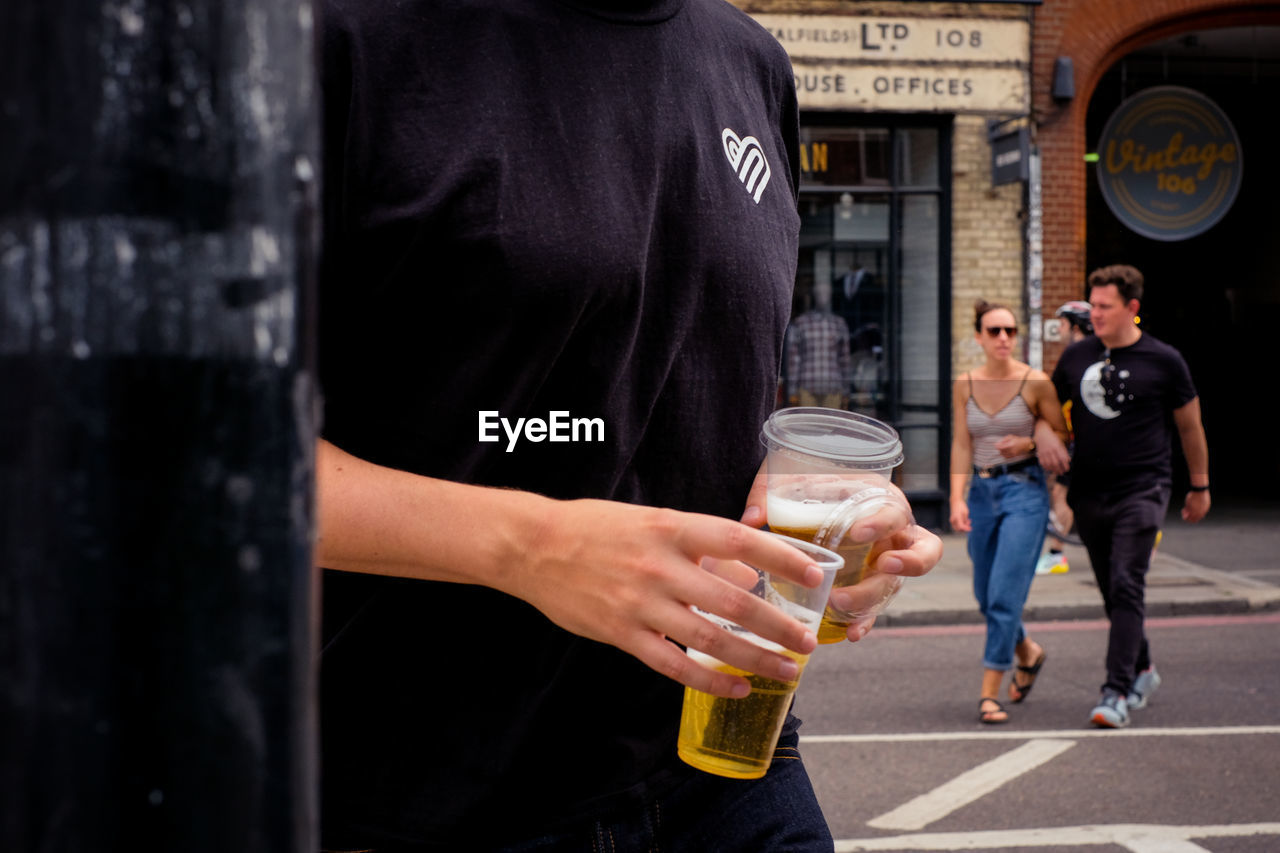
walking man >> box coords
[1050,265,1210,728]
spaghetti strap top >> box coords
[965,369,1035,469]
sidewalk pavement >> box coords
[879,530,1280,628]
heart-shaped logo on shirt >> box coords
[722,128,772,204]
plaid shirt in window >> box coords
[785,310,852,397]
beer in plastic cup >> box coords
[676,532,842,779]
[761,408,905,643]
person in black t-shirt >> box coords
[1048,265,1210,730]
[313,1,943,850]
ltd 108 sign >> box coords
[1096,86,1242,241]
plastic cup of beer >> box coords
[676,532,842,780]
[761,408,905,644]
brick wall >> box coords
[1030,0,1280,370]
[740,0,1279,374]
[735,0,1032,376]
[950,115,1025,374]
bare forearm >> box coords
[947,436,973,531]
[1179,427,1210,485]
[1034,414,1068,445]
[313,440,831,699]
[949,440,971,504]
[1033,418,1071,474]
[1032,379,1069,443]
[1173,399,1210,485]
[314,438,547,590]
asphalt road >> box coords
[794,611,1280,852]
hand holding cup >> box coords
[677,533,842,779]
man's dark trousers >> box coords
[1070,483,1170,694]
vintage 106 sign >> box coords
[1095,86,1242,242]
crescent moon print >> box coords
[1080,361,1121,419]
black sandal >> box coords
[979,697,1008,724]
[1009,650,1047,704]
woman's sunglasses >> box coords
[983,326,1018,338]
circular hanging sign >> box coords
[1095,85,1242,242]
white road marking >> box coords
[803,724,1280,744]
[1124,837,1210,853]
[866,739,1076,831]
[833,822,1280,852]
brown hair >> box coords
[973,299,1014,332]
[1087,264,1144,304]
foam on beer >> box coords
[767,493,882,532]
[686,598,815,667]
[766,496,839,531]
[687,640,785,672]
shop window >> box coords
[783,119,949,510]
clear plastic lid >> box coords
[761,408,903,470]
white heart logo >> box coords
[722,128,771,204]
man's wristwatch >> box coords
[1188,484,1210,492]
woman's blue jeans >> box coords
[966,465,1050,670]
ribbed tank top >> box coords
[965,370,1035,469]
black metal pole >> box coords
[0,1,318,851]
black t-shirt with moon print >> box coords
[1052,332,1198,497]
[316,0,801,847]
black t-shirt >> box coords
[1051,333,1197,497]
[317,0,801,846]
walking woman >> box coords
[950,300,1069,724]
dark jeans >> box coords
[322,718,833,853]
[502,721,832,853]
[1070,483,1170,695]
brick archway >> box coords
[1031,0,1280,368]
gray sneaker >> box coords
[1127,666,1161,710]
[1090,689,1130,728]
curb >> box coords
[879,595,1280,629]
[885,532,1280,629]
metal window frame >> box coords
[796,112,953,527]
